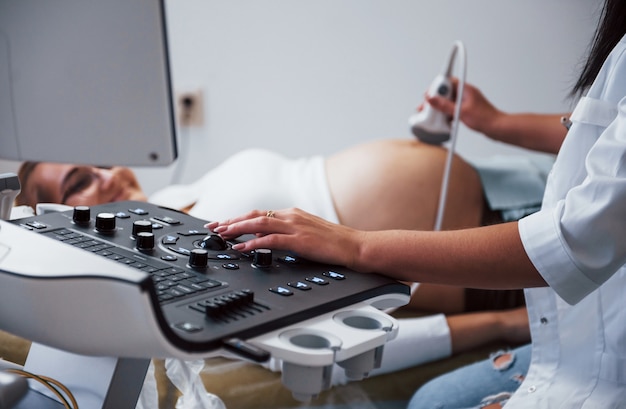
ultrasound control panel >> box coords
[11,201,409,357]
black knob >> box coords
[253,249,273,268]
[72,206,91,225]
[136,232,155,251]
[132,220,153,237]
[189,249,208,268]
[200,234,228,251]
[95,212,116,233]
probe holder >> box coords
[250,302,398,401]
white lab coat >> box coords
[512,36,626,407]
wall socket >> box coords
[175,89,204,127]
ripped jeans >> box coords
[407,344,531,409]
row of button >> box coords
[43,228,223,303]
[269,270,346,296]
[188,289,271,322]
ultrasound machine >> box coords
[0,1,409,408]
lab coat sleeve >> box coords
[519,96,626,305]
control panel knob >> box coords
[95,212,116,233]
[253,249,273,268]
[188,249,209,268]
[72,206,91,225]
[200,234,228,251]
[132,220,153,237]
[136,232,155,251]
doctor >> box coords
[209,0,626,407]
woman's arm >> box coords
[447,307,529,353]
[356,222,544,289]
[209,209,546,290]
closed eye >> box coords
[61,170,97,203]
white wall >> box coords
[1,0,602,197]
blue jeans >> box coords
[407,344,531,409]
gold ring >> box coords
[266,210,275,218]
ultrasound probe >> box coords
[409,41,467,231]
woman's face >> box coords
[24,163,148,207]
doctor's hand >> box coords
[206,208,367,271]
[425,78,567,153]
[425,77,504,139]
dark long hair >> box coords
[572,0,626,96]
[15,161,40,206]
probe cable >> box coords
[433,40,467,232]
[410,41,467,297]
[5,368,79,409]
[387,41,467,313]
